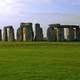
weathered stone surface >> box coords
[57,28,64,41]
[47,26,55,41]
[68,28,75,40]
[47,24,64,41]
[3,26,15,41]
[60,25,79,28]
[17,28,21,41]
[61,25,79,41]
[17,27,23,41]
[35,23,43,41]
[0,29,2,41]
[3,27,7,41]
[49,24,60,28]
[65,28,75,41]
[2,23,80,42]
[48,24,80,41]
[76,28,80,40]
[20,22,34,41]
[64,28,69,40]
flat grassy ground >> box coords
[0,42,80,80]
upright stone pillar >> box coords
[47,24,64,41]
[20,23,34,41]
[3,27,7,41]
[0,29,2,41]
[58,28,64,41]
[52,24,60,41]
[64,28,69,40]
[9,26,15,41]
[47,26,56,41]
[3,26,15,41]
[64,27,74,41]
[68,28,75,41]
[35,23,43,41]
[76,28,80,40]
[17,27,23,41]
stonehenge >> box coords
[0,22,79,42]
[47,24,80,41]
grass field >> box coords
[0,42,80,80]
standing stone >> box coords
[47,24,64,41]
[17,28,20,41]
[9,26,15,41]
[64,25,75,41]
[76,28,80,40]
[20,23,34,41]
[3,26,15,41]
[58,27,64,41]
[67,28,75,41]
[65,28,69,40]
[3,27,7,41]
[47,24,58,41]
[74,28,77,40]
[53,24,64,41]
[0,29,2,41]
[35,23,43,41]
[17,27,23,41]
[62,25,79,41]
[47,26,55,41]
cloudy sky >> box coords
[0,0,80,36]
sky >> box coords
[0,0,80,37]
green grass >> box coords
[0,42,80,80]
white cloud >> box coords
[0,0,53,15]
[0,0,80,16]
[0,0,79,30]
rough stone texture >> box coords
[47,27,56,41]
[35,23,43,41]
[62,27,75,41]
[0,29,2,41]
[60,25,79,28]
[52,24,59,41]
[16,27,23,41]
[2,23,80,42]
[61,25,79,41]
[49,24,60,28]
[64,28,69,40]
[65,28,75,41]
[20,23,34,41]
[48,24,79,41]
[68,28,75,41]
[3,26,15,41]
[17,28,20,41]
[76,28,80,40]
[47,24,64,41]
[57,28,64,41]
[9,26,15,41]
[3,27,7,41]
[53,24,64,41]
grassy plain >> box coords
[0,42,80,80]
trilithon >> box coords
[3,26,15,41]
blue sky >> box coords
[0,0,80,36]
